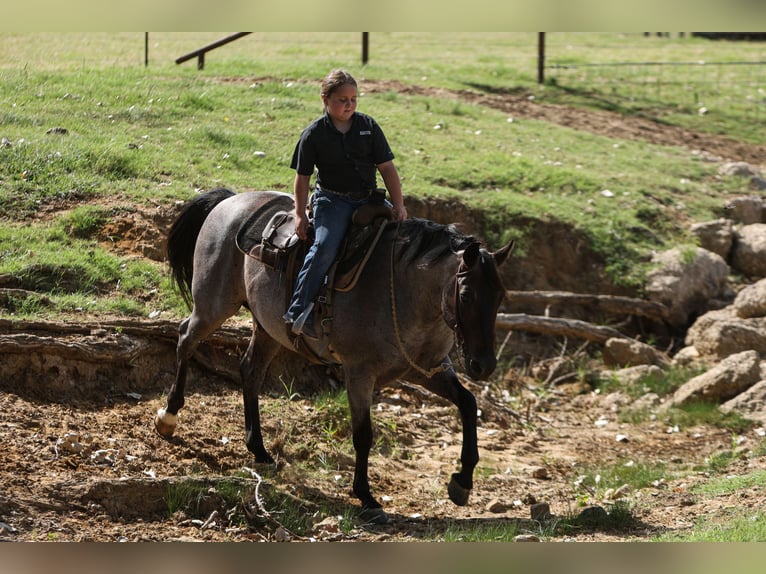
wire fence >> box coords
[3,32,763,125]
[542,34,766,123]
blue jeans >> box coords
[284,189,368,325]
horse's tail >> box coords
[167,187,236,309]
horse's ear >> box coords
[492,239,515,267]
[461,242,481,268]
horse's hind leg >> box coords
[240,325,281,463]
[155,307,237,438]
[419,362,478,507]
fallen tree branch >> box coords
[506,290,668,322]
[496,313,632,343]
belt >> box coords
[316,185,369,200]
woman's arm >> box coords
[293,173,312,240]
[377,160,407,221]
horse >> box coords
[155,187,513,523]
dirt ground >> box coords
[2,85,766,543]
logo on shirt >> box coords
[359,130,371,136]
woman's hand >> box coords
[294,211,310,241]
[391,204,408,222]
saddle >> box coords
[238,201,394,363]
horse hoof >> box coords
[359,506,391,525]
[447,474,471,506]
[154,408,178,439]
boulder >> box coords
[720,379,766,425]
[734,278,766,318]
[665,350,761,407]
[602,338,669,368]
[672,345,701,366]
[724,196,763,225]
[690,219,734,260]
[718,162,762,178]
[645,247,729,329]
[732,224,766,278]
[686,308,766,360]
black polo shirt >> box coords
[290,111,395,197]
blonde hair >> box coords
[320,69,357,99]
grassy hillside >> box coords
[0,32,761,319]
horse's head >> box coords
[443,239,514,380]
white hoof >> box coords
[154,408,178,438]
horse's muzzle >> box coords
[464,354,497,381]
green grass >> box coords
[654,508,766,542]
[0,32,761,318]
[439,518,522,541]
[668,402,753,434]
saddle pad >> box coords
[235,194,296,255]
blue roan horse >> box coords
[155,188,513,523]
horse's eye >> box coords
[459,288,473,304]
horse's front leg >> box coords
[419,360,478,506]
[345,376,390,524]
[240,327,281,463]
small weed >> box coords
[553,501,638,536]
[279,377,301,401]
[572,458,669,505]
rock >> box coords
[734,278,766,318]
[312,516,344,541]
[719,162,761,178]
[630,392,661,412]
[721,379,766,425]
[672,345,700,366]
[732,224,766,278]
[531,467,549,479]
[686,308,766,359]
[602,339,670,368]
[665,350,761,407]
[613,484,632,499]
[724,196,763,225]
[485,498,508,513]
[645,247,729,329]
[530,502,552,521]
[521,493,537,505]
[606,365,665,387]
[273,526,291,542]
[690,219,734,259]
[513,534,541,542]
[602,390,631,411]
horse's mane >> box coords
[391,218,477,266]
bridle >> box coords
[388,226,468,378]
[445,262,470,357]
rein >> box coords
[388,223,453,379]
